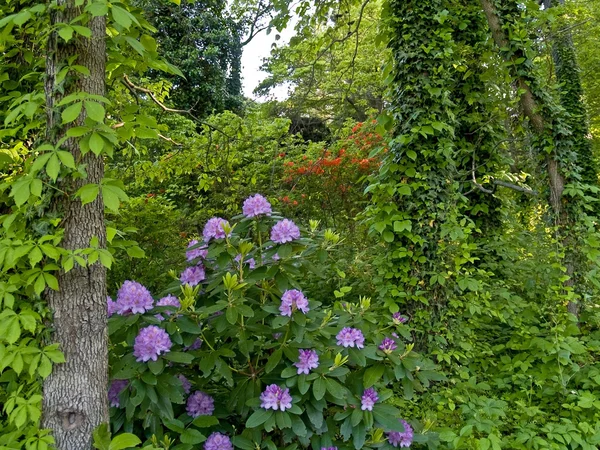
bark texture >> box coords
[42,2,108,449]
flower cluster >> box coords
[361,388,378,411]
[203,217,230,242]
[392,312,408,324]
[271,219,300,244]
[336,327,365,348]
[387,420,414,448]
[279,289,309,316]
[178,374,192,394]
[133,326,172,362]
[204,432,233,450]
[379,337,397,353]
[108,380,128,407]
[186,391,215,417]
[115,281,154,315]
[242,194,272,218]
[186,239,208,262]
[295,349,319,374]
[180,265,206,286]
[107,296,118,316]
[155,295,180,321]
[184,338,203,351]
[260,384,293,411]
[235,254,256,269]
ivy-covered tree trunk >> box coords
[41,2,108,448]
[544,0,597,185]
[479,0,585,317]
[369,0,503,349]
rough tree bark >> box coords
[41,2,109,449]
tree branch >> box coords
[121,75,232,139]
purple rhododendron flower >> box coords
[187,391,214,416]
[203,217,230,242]
[361,387,378,411]
[379,337,397,353]
[115,281,154,315]
[178,374,191,394]
[186,239,208,262]
[133,326,172,362]
[321,447,338,450]
[234,254,256,269]
[184,338,203,351]
[294,349,319,374]
[270,219,300,244]
[108,380,128,407]
[260,384,293,411]
[107,296,118,317]
[180,265,206,286]
[154,294,180,321]
[393,312,408,324]
[279,289,309,316]
[204,432,234,450]
[336,327,365,348]
[242,194,272,218]
[387,420,414,448]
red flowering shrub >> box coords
[276,120,388,229]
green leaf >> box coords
[72,25,91,37]
[232,436,255,450]
[192,415,219,428]
[125,37,146,56]
[180,429,206,445]
[11,179,31,207]
[58,26,73,42]
[265,349,282,374]
[89,133,104,155]
[46,154,60,181]
[57,150,76,169]
[162,352,194,364]
[92,423,111,450]
[108,433,141,450]
[84,102,105,123]
[313,377,326,400]
[101,184,128,212]
[246,409,273,428]
[111,5,132,28]
[77,184,100,206]
[364,365,385,388]
[62,102,83,124]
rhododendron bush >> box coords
[107,195,438,449]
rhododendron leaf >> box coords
[265,349,282,374]
[246,409,273,428]
[313,377,326,400]
[351,407,362,426]
[192,416,219,428]
[364,364,385,388]
[352,422,366,450]
[325,378,345,398]
[275,411,292,429]
[147,358,163,375]
[281,366,297,378]
[163,352,194,364]
[298,375,310,394]
[232,436,255,450]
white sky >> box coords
[240,22,297,100]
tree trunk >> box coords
[480,0,580,316]
[42,2,108,449]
